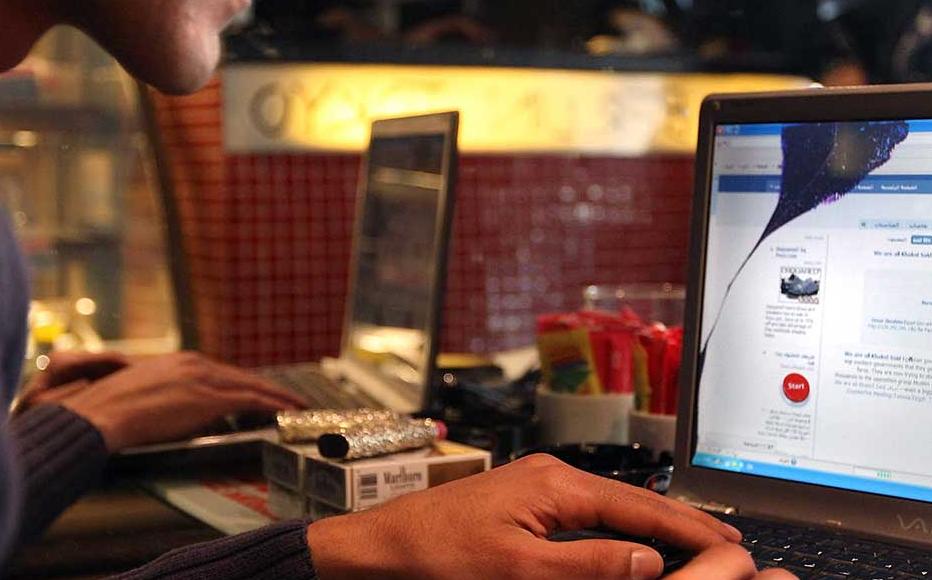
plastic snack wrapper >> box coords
[536,312,604,395]
[535,306,683,413]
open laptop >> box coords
[661,84,932,576]
[260,110,459,417]
[116,111,458,466]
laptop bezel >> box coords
[339,111,459,416]
[673,83,932,547]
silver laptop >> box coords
[671,84,932,575]
[262,111,459,416]
[117,111,458,463]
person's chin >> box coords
[150,59,219,95]
[130,36,220,95]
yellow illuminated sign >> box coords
[222,64,808,155]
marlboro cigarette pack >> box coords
[263,440,490,512]
[267,481,309,521]
[262,441,315,492]
[267,481,349,522]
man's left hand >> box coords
[13,351,129,413]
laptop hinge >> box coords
[677,497,738,515]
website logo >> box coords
[897,514,932,535]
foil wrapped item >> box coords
[276,409,400,443]
[318,418,448,460]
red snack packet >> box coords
[608,329,635,394]
[587,329,613,391]
[639,323,669,414]
[537,312,583,333]
[575,311,615,390]
[659,326,684,415]
[577,310,644,394]
[619,306,643,328]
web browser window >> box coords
[694,120,932,502]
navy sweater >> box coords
[0,207,29,565]
[0,209,318,578]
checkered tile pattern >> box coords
[152,80,694,367]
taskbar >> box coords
[692,452,932,504]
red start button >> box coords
[783,373,810,403]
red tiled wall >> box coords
[152,80,233,358]
[152,79,694,367]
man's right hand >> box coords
[59,351,306,452]
[306,453,795,579]
[668,542,793,579]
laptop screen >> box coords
[694,119,932,503]
[343,118,454,408]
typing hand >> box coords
[59,351,306,452]
[666,542,797,579]
[306,453,748,579]
[13,351,129,413]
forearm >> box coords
[10,404,319,579]
[112,519,318,580]
[9,403,109,542]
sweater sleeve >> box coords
[9,403,319,579]
[10,403,109,542]
[113,518,318,580]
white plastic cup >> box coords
[536,389,634,445]
[628,410,677,455]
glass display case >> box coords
[0,27,178,374]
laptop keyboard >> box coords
[722,514,932,579]
[261,363,383,410]
[549,516,932,579]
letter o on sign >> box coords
[782,373,810,403]
[249,82,289,138]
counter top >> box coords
[9,483,223,579]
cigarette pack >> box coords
[267,481,308,520]
[306,495,348,521]
[262,441,316,491]
[268,481,350,521]
[263,440,491,511]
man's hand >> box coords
[667,543,795,579]
[13,351,129,413]
[59,351,306,452]
[306,454,795,579]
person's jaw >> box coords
[0,0,252,95]
[66,0,252,95]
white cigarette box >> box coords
[263,440,490,512]
[262,441,316,491]
[304,440,491,511]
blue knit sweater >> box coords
[0,208,318,578]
